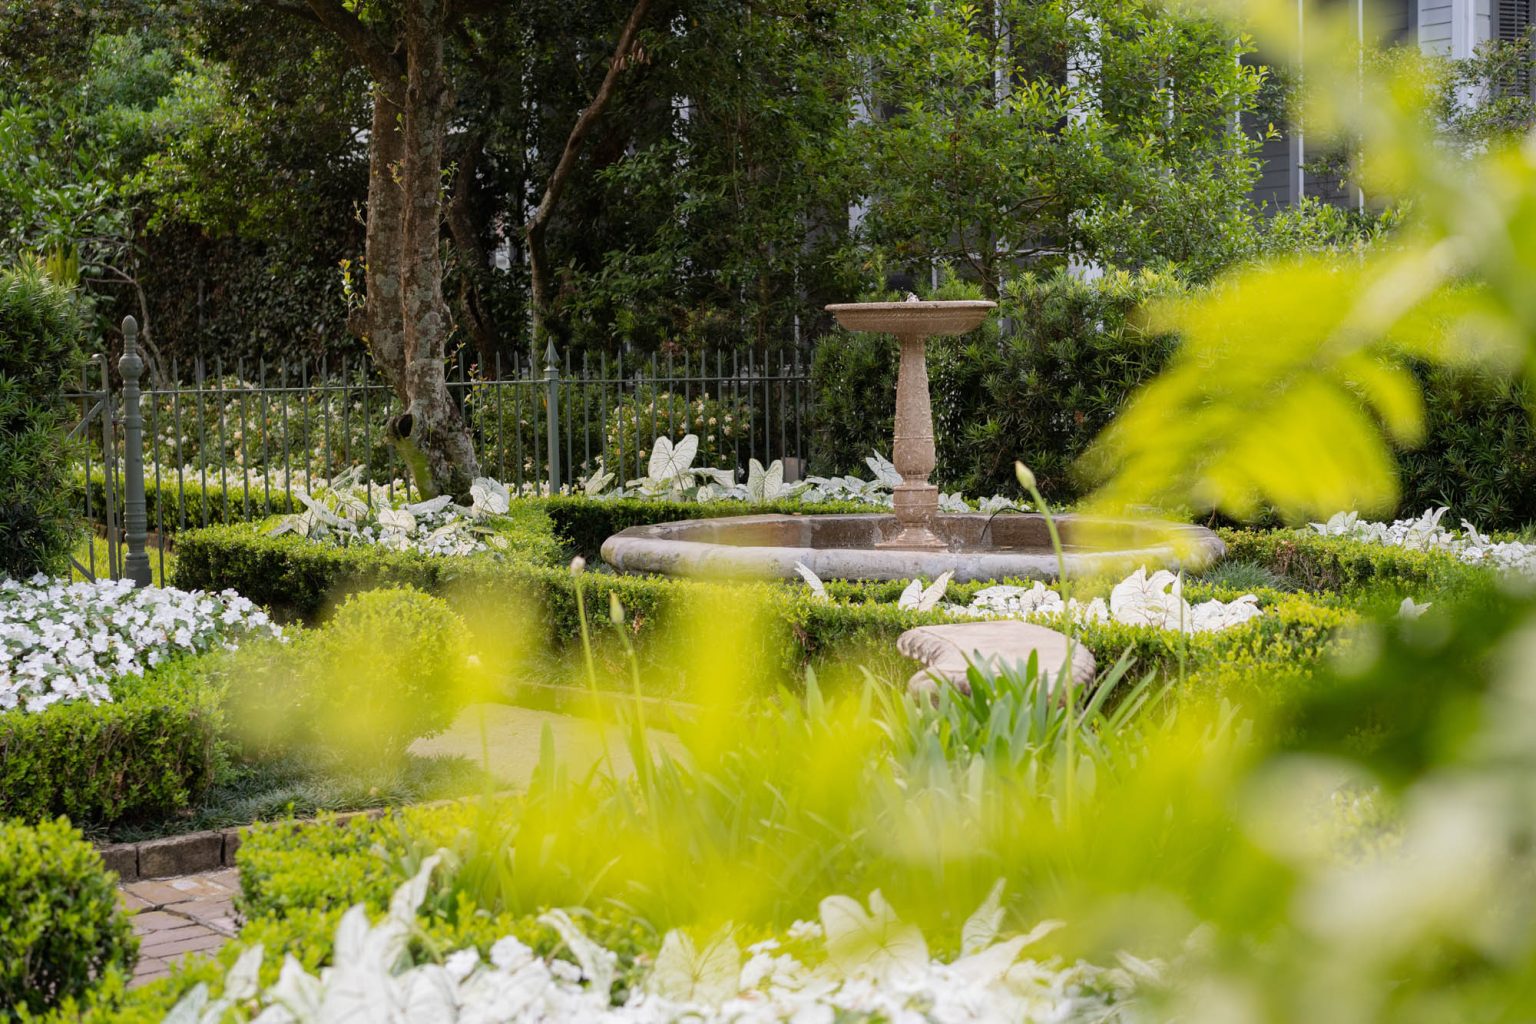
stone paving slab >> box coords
[121,868,242,987]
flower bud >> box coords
[569,556,586,576]
[1014,461,1037,492]
[609,592,626,625]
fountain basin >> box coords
[600,513,1225,582]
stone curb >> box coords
[96,807,390,882]
[96,793,514,882]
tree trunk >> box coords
[358,80,409,407]
[447,133,500,371]
[396,0,478,499]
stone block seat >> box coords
[897,621,1096,698]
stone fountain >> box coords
[600,297,1224,582]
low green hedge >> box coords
[1217,528,1488,598]
[0,661,223,830]
[72,469,305,533]
[170,523,1358,698]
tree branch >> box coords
[292,0,403,83]
[523,0,654,240]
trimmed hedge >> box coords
[0,661,223,829]
[72,470,304,533]
[1216,528,1490,598]
[0,818,137,1015]
[170,522,1358,698]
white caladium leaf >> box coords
[820,890,928,978]
[468,479,510,515]
[918,571,952,612]
[582,467,615,496]
[1398,596,1432,620]
[794,561,829,602]
[648,433,699,482]
[376,507,417,533]
[648,929,741,1006]
[696,466,738,489]
[865,451,902,488]
[961,879,1007,956]
[939,491,971,512]
[539,907,618,998]
[897,578,924,610]
[747,458,786,502]
[409,494,455,517]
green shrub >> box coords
[72,469,305,533]
[812,271,1536,529]
[0,663,222,828]
[171,521,1357,700]
[1216,527,1489,598]
[0,261,85,578]
[0,817,136,1015]
[810,269,1182,500]
[222,589,471,764]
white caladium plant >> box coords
[0,576,281,713]
[1311,507,1536,580]
[963,568,1263,634]
[793,565,1263,634]
[267,469,519,557]
[579,436,1025,511]
[167,862,1149,1023]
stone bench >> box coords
[897,621,1096,698]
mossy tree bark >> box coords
[292,0,479,500]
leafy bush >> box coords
[0,817,136,1014]
[223,588,471,764]
[0,662,223,827]
[171,521,1356,700]
[0,261,84,578]
[810,269,1183,500]
[601,386,750,476]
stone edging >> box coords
[97,807,389,882]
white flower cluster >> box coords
[0,576,281,713]
[1311,508,1536,580]
[579,436,1017,513]
[168,860,1147,1024]
[268,470,516,557]
[957,568,1264,634]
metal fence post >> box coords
[543,339,561,493]
[118,316,152,588]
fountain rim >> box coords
[599,511,1226,583]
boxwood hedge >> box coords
[0,661,223,830]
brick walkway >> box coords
[120,869,241,987]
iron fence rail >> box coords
[70,338,812,582]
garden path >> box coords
[120,868,240,987]
[119,705,679,988]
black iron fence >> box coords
[68,321,813,583]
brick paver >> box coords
[120,868,241,987]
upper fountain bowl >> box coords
[826,299,996,336]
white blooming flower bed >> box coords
[169,857,1148,1024]
[0,576,281,713]
[1311,507,1536,580]
[959,567,1265,634]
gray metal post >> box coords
[543,340,562,493]
[119,316,152,587]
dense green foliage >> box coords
[167,519,1393,699]
[222,588,471,765]
[0,262,84,577]
[0,662,222,829]
[0,817,136,1015]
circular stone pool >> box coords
[600,513,1225,582]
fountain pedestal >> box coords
[885,331,944,549]
[825,298,997,551]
